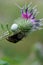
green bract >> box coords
[11,18,33,34]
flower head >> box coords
[15,3,43,31]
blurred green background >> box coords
[0,0,43,65]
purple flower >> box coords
[21,8,33,20]
[15,3,43,30]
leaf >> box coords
[0,60,9,65]
[6,24,9,31]
[1,24,4,31]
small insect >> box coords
[6,31,25,43]
[0,3,43,43]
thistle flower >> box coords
[15,3,43,31]
[0,3,43,43]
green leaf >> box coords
[1,24,4,31]
[6,24,9,31]
[0,60,9,65]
